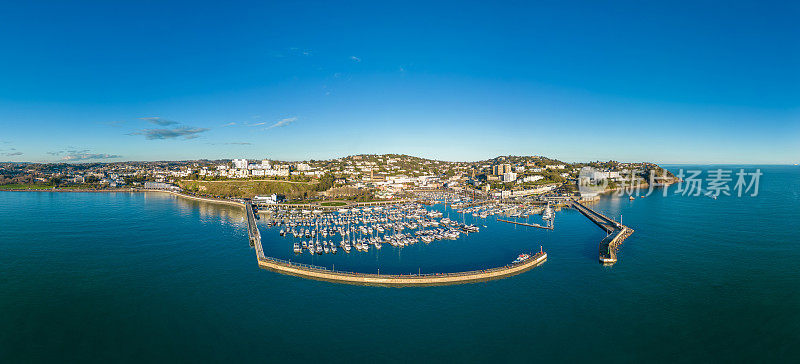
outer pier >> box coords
[496,218,553,230]
[256,252,547,287]
[245,203,265,260]
[568,199,634,265]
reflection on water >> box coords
[144,192,248,227]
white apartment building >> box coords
[522,175,544,183]
[232,159,249,169]
[502,172,517,182]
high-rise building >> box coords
[492,164,512,176]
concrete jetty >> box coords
[568,199,634,265]
[256,252,547,287]
[496,218,553,230]
[244,203,265,260]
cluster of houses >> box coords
[4,155,661,202]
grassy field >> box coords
[179,179,318,199]
[319,201,347,206]
[0,184,56,190]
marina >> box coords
[235,184,644,285]
[244,196,548,285]
[239,188,638,283]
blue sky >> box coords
[0,0,797,164]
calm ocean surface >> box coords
[1,165,798,362]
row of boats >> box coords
[290,226,470,255]
[268,202,480,255]
[262,196,555,257]
[456,203,554,220]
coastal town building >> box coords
[492,164,512,176]
[502,172,517,182]
[143,181,179,191]
[232,159,249,169]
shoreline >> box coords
[0,188,247,207]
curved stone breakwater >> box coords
[256,252,547,287]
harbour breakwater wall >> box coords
[568,199,634,265]
[256,252,547,287]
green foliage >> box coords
[178,180,318,199]
[320,201,347,206]
[0,183,55,190]
[315,173,335,192]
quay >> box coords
[496,218,553,230]
[245,203,265,260]
[568,199,634,265]
[256,251,547,287]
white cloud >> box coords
[139,117,179,126]
[265,117,298,130]
[350,56,361,62]
[62,153,120,161]
[129,127,209,140]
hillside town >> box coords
[0,155,672,202]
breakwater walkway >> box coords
[256,252,547,287]
[568,199,634,265]
[496,218,553,230]
[245,203,265,260]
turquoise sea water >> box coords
[1,165,798,362]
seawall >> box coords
[256,252,547,287]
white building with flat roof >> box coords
[232,159,249,169]
[523,175,544,183]
[502,172,517,182]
